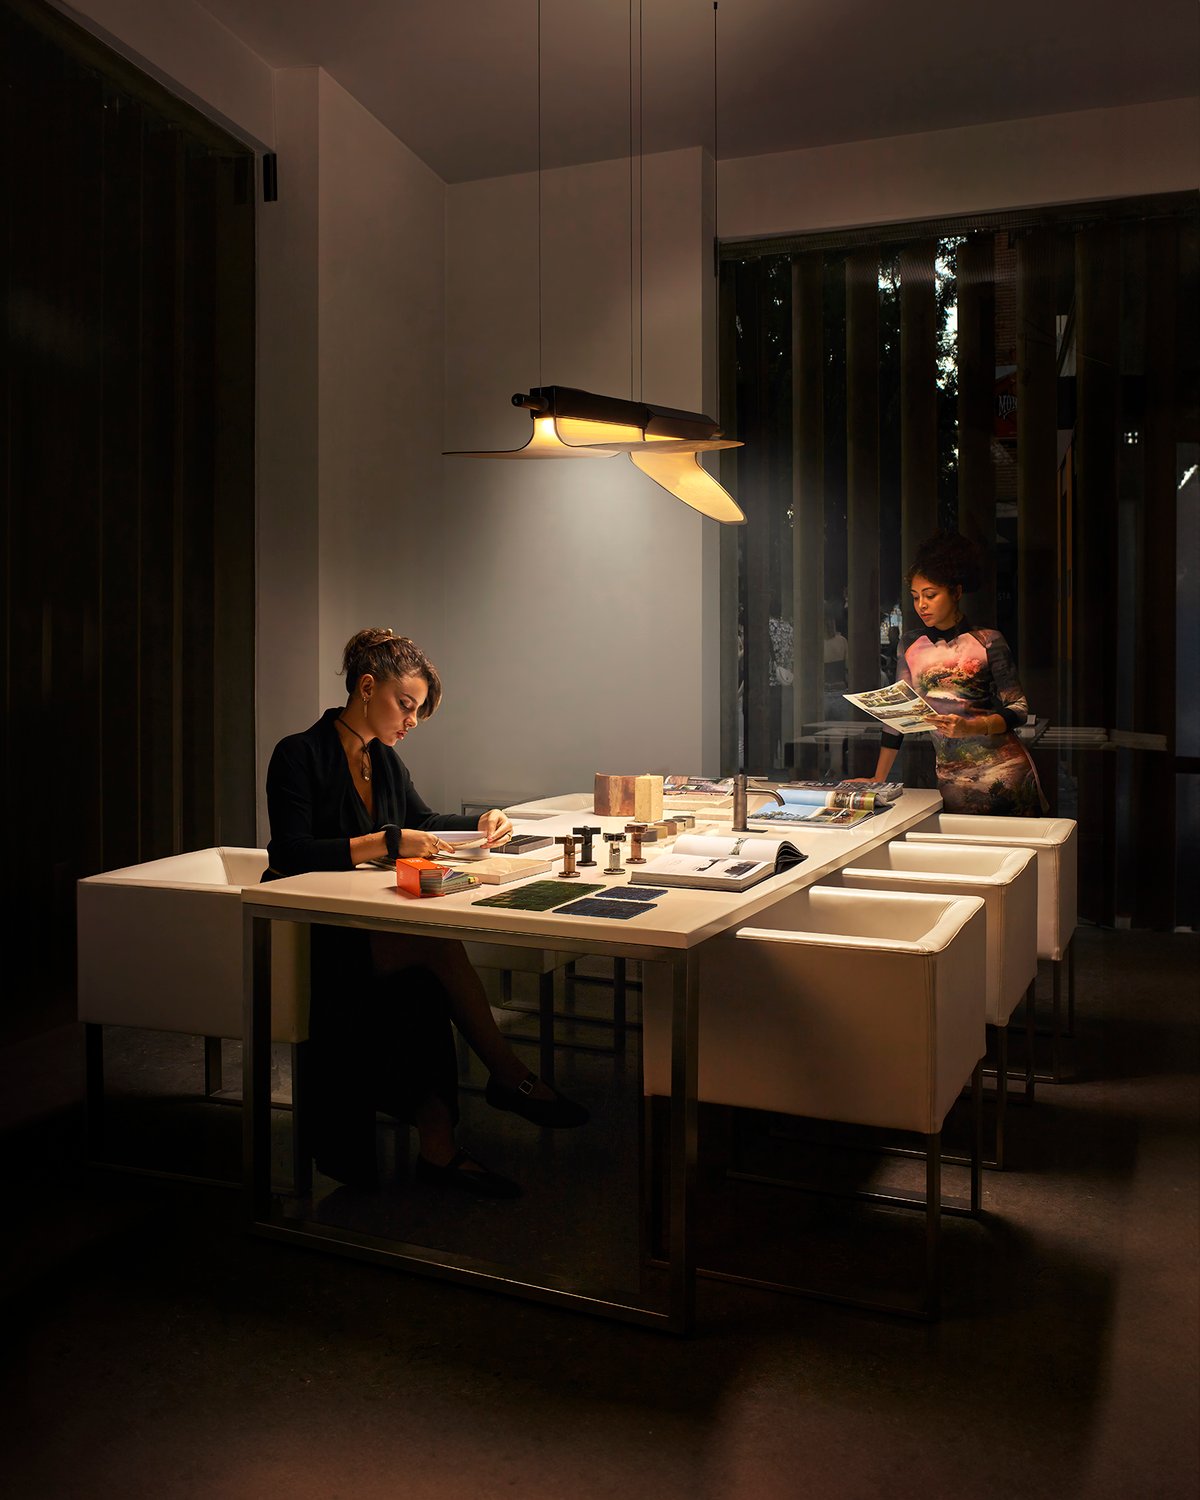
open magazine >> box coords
[630,833,805,891]
[843,680,936,734]
[747,782,899,828]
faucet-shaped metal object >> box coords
[731,773,786,832]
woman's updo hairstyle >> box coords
[340,628,443,719]
[906,529,982,594]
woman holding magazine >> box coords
[861,531,1047,816]
[264,627,587,1196]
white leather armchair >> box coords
[904,814,1078,1077]
[642,885,988,1316]
[838,842,1039,1165]
[77,847,310,1189]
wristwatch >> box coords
[382,824,401,861]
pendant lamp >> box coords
[444,3,745,525]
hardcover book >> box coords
[630,833,805,892]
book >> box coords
[630,833,805,892]
[747,783,893,828]
[493,833,555,856]
[843,680,937,734]
[443,853,554,885]
[395,858,479,898]
[756,804,877,830]
[661,774,736,813]
[775,779,904,803]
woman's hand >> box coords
[927,713,995,739]
[477,808,513,847]
[399,828,451,858]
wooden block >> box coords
[636,775,664,822]
[595,773,664,820]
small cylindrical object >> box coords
[604,832,626,874]
[625,822,657,864]
[555,834,580,877]
[573,825,602,866]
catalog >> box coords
[843,680,937,734]
[748,783,894,828]
[631,833,805,892]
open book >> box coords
[748,782,896,828]
[843,680,936,734]
[630,833,805,892]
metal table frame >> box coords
[243,904,698,1334]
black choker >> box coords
[337,717,372,781]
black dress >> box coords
[264,708,479,1168]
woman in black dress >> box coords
[266,628,587,1196]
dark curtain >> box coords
[722,193,1200,927]
[1,0,257,1037]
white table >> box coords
[242,789,943,1333]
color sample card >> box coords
[593,885,668,901]
[554,897,657,921]
[473,880,604,912]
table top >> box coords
[244,790,942,952]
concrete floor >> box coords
[2,927,1197,1500]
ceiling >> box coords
[194,0,1199,183]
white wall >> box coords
[439,146,724,811]
[315,70,449,805]
[57,0,274,147]
[254,67,450,831]
[255,68,321,833]
[720,97,1200,240]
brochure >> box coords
[843,681,937,734]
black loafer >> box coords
[314,1152,380,1192]
[415,1148,522,1199]
[485,1072,590,1128]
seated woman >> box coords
[265,627,587,1198]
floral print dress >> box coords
[880,619,1048,815]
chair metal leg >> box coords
[204,1036,224,1096]
[291,1041,312,1199]
[1024,980,1037,1102]
[613,959,627,1054]
[538,971,556,1085]
[1067,935,1076,1036]
[971,1060,983,1209]
[993,1029,1007,1172]
[924,1131,942,1319]
[1051,957,1064,1081]
[85,1022,105,1156]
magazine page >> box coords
[672,834,789,863]
[843,680,936,734]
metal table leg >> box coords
[243,909,698,1334]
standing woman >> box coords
[866,531,1048,815]
[266,628,587,1196]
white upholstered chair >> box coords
[838,842,1039,1165]
[904,814,1078,1078]
[642,885,989,1316]
[77,848,310,1189]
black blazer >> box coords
[265,707,477,876]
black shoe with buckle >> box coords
[485,1071,590,1128]
[414,1148,522,1199]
